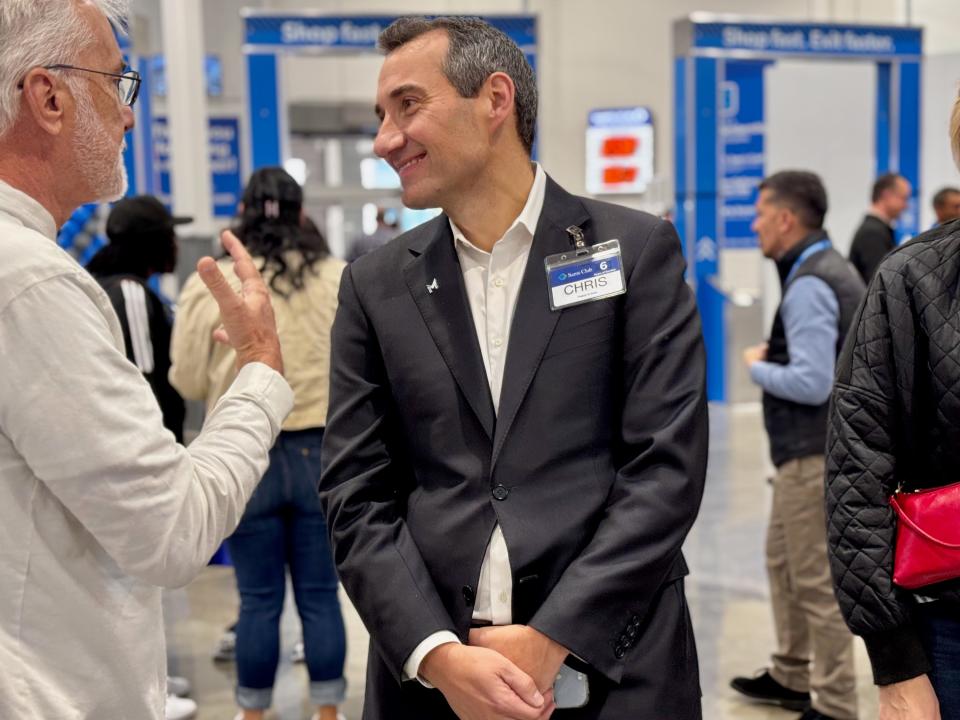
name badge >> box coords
[544,240,626,311]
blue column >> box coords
[875,62,891,176]
[693,57,724,403]
[247,54,282,170]
[135,54,155,197]
[897,61,921,238]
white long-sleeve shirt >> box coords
[0,180,294,719]
[402,163,546,681]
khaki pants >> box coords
[767,455,858,720]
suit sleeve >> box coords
[825,266,931,685]
[319,264,458,681]
[528,219,708,683]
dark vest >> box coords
[763,233,865,467]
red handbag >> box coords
[890,480,960,589]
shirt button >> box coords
[493,277,505,287]
[498,590,508,604]
[492,484,509,501]
[493,337,503,348]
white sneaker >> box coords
[165,693,197,720]
[290,640,305,663]
[212,629,236,662]
[166,675,190,697]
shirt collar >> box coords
[450,162,547,254]
[0,179,58,241]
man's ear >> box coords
[778,207,796,236]
[20,68,67,137]
[485,71,516,135]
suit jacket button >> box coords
[462,585,475,605]
[614,646,626,659]
[492,484,509,501]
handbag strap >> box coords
[890,495,960,549]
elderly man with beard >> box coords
[0,2,293,718]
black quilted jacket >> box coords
[826,219,960,686]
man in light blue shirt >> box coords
[732,171,865,720]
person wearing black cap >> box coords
[87,195,192,442]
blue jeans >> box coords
[915,601,960,718]
[227,428,347,710]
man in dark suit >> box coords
[848,172,911,285]
[320,16,708,720]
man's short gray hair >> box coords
[379,17,537,156]
[0,0,129,139]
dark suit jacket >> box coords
[849,214,896,285]
[319,177,708,719]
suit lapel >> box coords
[492,177,591,466]
[403,218,496,440]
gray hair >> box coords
[0,0,129,139]
[379,16,537,155]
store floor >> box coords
[164,405,880,719]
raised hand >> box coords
[197,230,284,374]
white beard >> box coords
[72,86,127,202]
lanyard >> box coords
[786,239,832,284]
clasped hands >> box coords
[420,624,569,720]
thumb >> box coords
[500,660,544,708]
[212,326,230,345]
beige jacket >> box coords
[170,253,345,431]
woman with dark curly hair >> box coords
[826,92,960,720]
[170,167,347,720]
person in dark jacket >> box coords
[848,172,911,285]
[826,94,960,720]
[86,195,190,442]
[732,171,865,720]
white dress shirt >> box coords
[403,163,547,681]
[0,180,294,719]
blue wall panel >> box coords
[247,54,281,170]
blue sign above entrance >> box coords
[243,14,537,51]
[244,15,394,48]
[689,21,922,58]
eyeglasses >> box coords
[18,64,141,107]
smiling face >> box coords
[373,30,491,210]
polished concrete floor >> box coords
[164,405,880,719]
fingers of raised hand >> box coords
[197,257,237,307]
[221,230,261,284]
